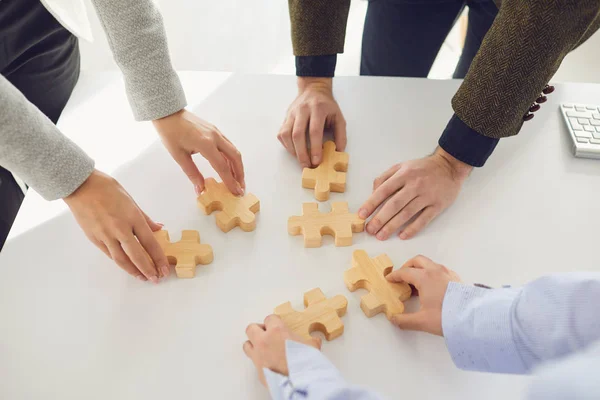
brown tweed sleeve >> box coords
[452,0,600,139]
[288,0,351,56]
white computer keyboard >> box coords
[560,103,600,159]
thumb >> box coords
[311,337,323,350]
[391,312,426,332]
[175,153,206,195]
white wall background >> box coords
[80,0,600,82]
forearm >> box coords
[0,76,94,200]
[90,0,186,121]
[453,0,600,139]
[266,341,385,400]
[442,273,600,374]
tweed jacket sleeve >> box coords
[289,0,600,139]
[453,0,600,138]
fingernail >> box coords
[358,209,367,219]
[194,185,202,196]
[302,162,310,169]
[237,186,244,196]
[367,224,376,235]
[136,275,146,281]
[161,266,170,277]
[376,231,386,241]
[312,156,320,165]
[156,222,164,227]
[399,232,408,240]
[149,276,159,284]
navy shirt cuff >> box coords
[296,55,337,77]
[439,114,499,167]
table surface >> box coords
[2,72,600,400]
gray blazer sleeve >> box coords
[90,0,187,121]
[0,0,186,201]
[0,75,95,200]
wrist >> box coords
[434,147,473,181]
[297,77,332,94]
[152,108,185,126]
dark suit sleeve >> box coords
[288,0,351,56]
[452,0,600,139]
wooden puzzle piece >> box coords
[274,288,348,341]
[288,202,364,247]
[344,250,412,319]
[197,178,260,232]
[302,141,349,201]
[154,230,214,278]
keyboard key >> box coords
[593,131,600,139]
[577,138,589,143]
[567,110,592,118]
[576,106,586,112]
[563,104,574,108]
[569,118,583,130]
[591,120,600,126]
[579,118,590,125]
[590,139,600,145]
[584,125,595,132]
[587,106,597,110]
[593,113,600,120]
[596,126,600,132]
[576,130,592,138]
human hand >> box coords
[153,109,245,196]
[64,170,169,283]
[386,255,462,336]
[243,315,322,386]
[358,147,472,240]
[278,77,346,167]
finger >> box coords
[399,206,439,240]
[359,170,407,220]
[119,233,159,284]
[333,113,347,151]
[386,267,424,288]
[106,240,146,281]
[367,188,417,237]
[311,337,323,350]
[391,312,426,332]
[203,146,243,196]
[243,340,254,358]
[375,197,427,241]
[133,218,170,278]
[218,138,246,190]
[401,254,436,270]
[90,237,111,258]
[173,152,206,196]
[264,314,284,329]
[278,117,296,157]
[245,323,266,342]
[141,211,164,232]
[373,164,401,191]
[308,112,326,166]
[292,110,310,167]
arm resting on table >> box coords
[442,273,600,374]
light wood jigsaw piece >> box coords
[154,230,214,278]
[288,202,365,247]
[302,141,349,201]
[344,250,412,319]
[197,178,260,232]
[274,288,348,341]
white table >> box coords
[1,72,600,400]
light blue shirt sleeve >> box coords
[442,273,600,374]
[264,341,385,400]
